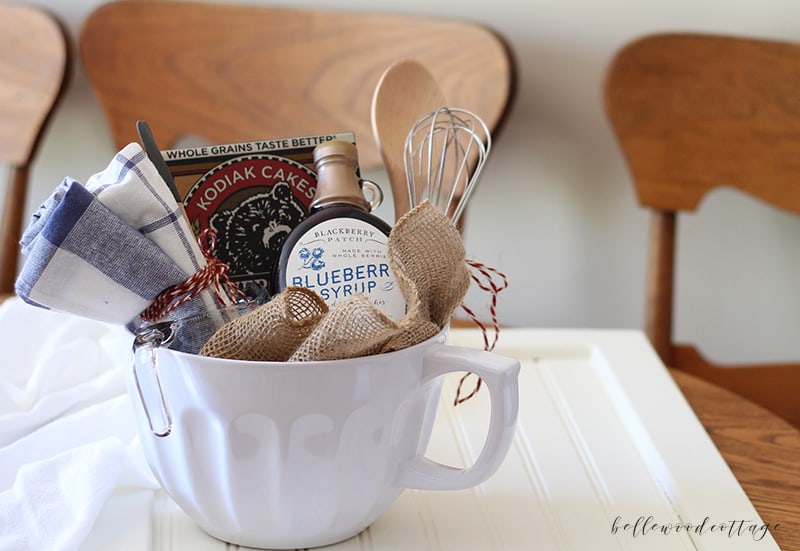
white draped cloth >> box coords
[0,297,158,551]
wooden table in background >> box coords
[672,369,800,550]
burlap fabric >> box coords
[200,201,471,361]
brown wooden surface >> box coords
[644,210,674,364]
[605,32,800,213]
[673,368,800,550]
[604,32,800,428]
[0,166,28,295]
[0,3,70,296]
[673,344,800,431]
[79,0,516,171]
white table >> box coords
[80,327,777,550]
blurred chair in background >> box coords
[605,32,800,427]
[0,3,70,298]
[79,0,514,174]
[80,0,516,331]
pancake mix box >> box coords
[162,131,357,294]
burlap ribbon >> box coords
[200,201,471,361]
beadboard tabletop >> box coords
[82,328,780,550]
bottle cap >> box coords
[311,140,371,211]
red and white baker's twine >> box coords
[139,228,245,322]
[453,259,509,406]
[141,231,505,406]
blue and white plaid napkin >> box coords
[16,181,186,324]
[16,143,217,327]
[84,143,206,284]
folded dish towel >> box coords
[16,143,222,328]
[0,296,157,551]
[15,180,187,324]
[83,143,212,303]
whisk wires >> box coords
[404,107,491,224]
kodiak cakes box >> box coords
[162,131,357,294]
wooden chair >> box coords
[604,32,800,427]
[79,0,515,171]
[0,3,70,298]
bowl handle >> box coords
[131,324,176,437]
[397,344,520,490]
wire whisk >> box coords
[404,107,492,225]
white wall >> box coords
[8,0,800,363]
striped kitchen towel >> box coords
[15,179,187,324]
[15,143,217,327]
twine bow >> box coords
[140,228,244,322]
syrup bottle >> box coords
[275,140,406,321]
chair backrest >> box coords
[0,3,70,296]
[604,32,800,426]
[79,0,515,172]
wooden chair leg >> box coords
[644,209,675,366]
[0,165,28,296]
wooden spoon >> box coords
[371,60,446,222]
